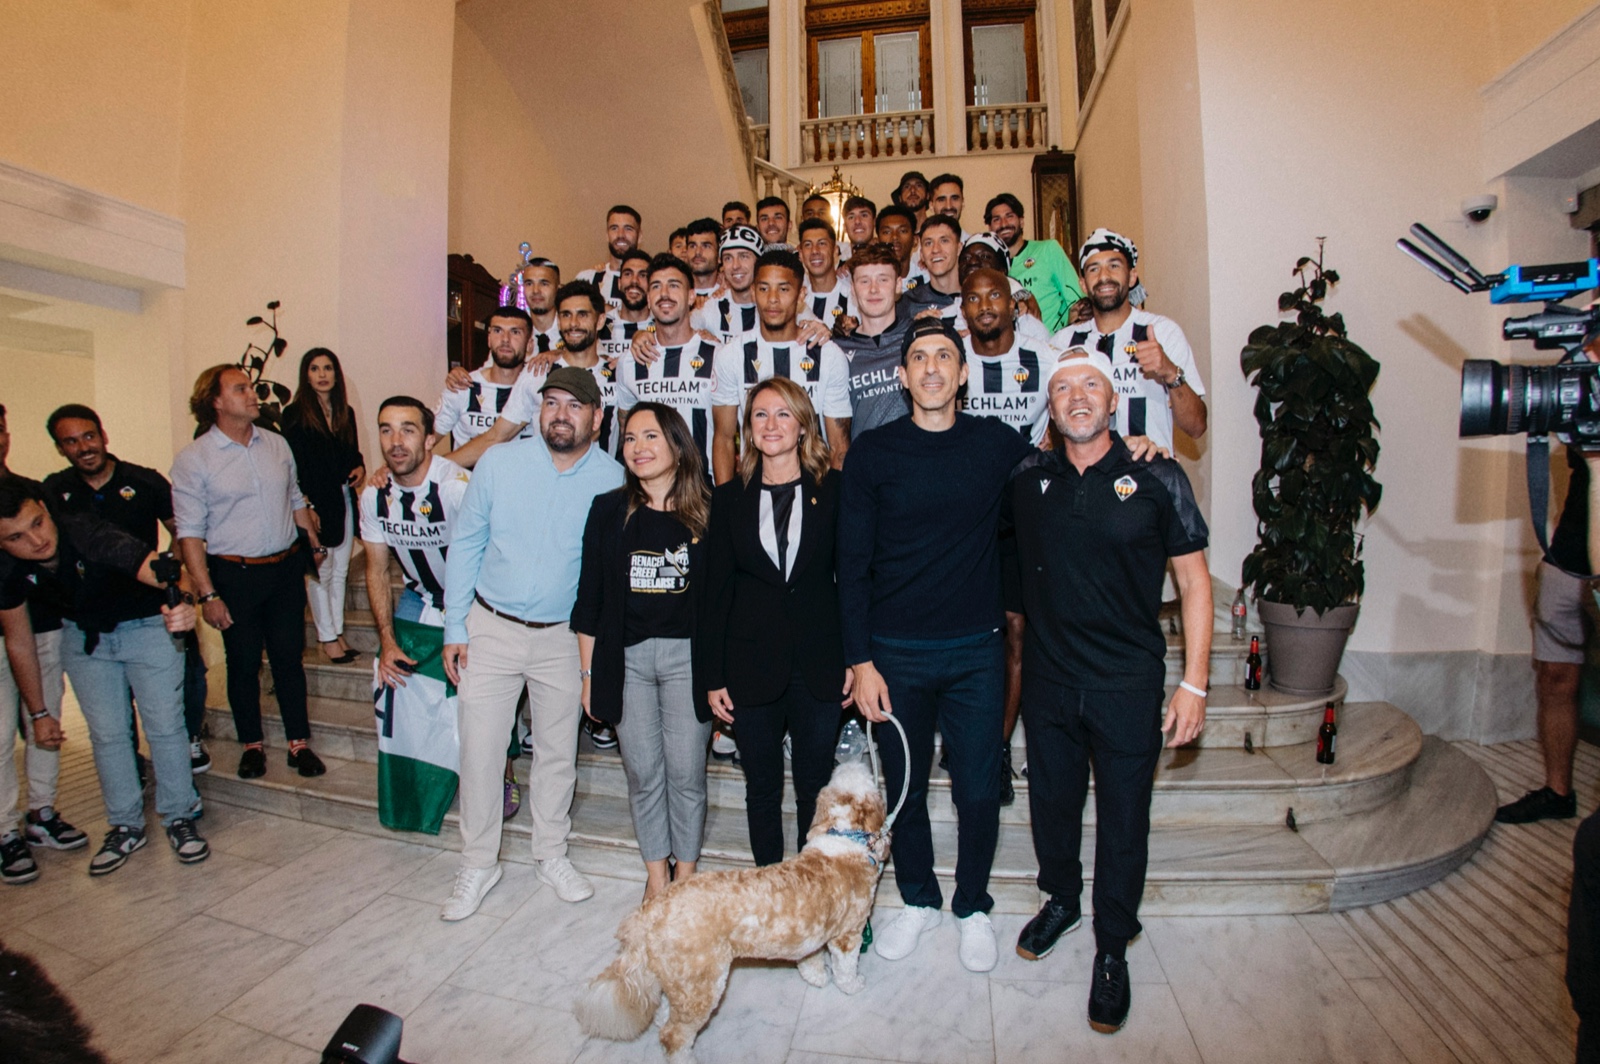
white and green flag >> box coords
[373,616,459,834]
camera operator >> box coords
[1496,324,1600,825]
[0,479,207,875]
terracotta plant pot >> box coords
[1257,600,1359,696]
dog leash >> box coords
[865,713,911,834]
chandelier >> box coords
[809,166,862,238]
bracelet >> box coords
[27,708,50,721]
[579,669,592,679]
[197,592,220,604]
[1178,681,1208,698]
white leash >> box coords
[865,714,911,833]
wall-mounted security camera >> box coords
[1461,194,1498,223]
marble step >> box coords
[205,695,1413,828]
[193,733,1494,916]
[282,648,1338,751]
[305,608,381,654]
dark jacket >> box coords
[572,489,710,726]
[280,405,363,548]
[700,464,845,706]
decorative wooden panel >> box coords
[1072,0,1095,105]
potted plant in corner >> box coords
[1240,240,1382,695]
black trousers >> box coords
[733,673,841,866]
[1023,676,1163,953]
[1572,810,1600,1064]
[209,555,310,745]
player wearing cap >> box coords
[697,224,764,342]
[1005,348,1210,1034]
[709,248,852,484]
[891,170,930,229]
[439,365,624,920]
[1053,229,1207,451]
[985,193,1083,333]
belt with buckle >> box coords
[474,593,563,629]
[212,541,301,566]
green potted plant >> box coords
[1240,241,1382,695]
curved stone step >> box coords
[191,732,1492,916]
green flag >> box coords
[373,616,459,834]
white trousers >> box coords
[307,495,354,643]
[0,629,65,835]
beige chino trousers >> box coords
[457,602,583,868]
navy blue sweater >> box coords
[837,413,1033,664]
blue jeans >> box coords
[872,630,1004,917]
[62,617,193,830]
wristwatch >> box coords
[1163,370,1187,392]
[197,591,221,604]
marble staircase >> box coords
[197,557,1498,916]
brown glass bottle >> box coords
[1315,703,1338,764]
[1243,636,1262,691]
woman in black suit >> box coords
[702,377,851,865]
[574,403,712,901]
[280,348,364,664]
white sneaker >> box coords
[874,905,941,961]
[536,856,594,902]
[441,863,502,921]
[956,911,998,972]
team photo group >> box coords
[0,169,1213,1044]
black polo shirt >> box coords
[43,456,172,551]
[0,511,160,637]
[1007,433,1208,690]
[0,473,61,634]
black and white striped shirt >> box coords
[615,339,719,470]
[358,456,471,618]
[959,336,1051,445]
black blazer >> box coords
[700,464,845,706]
[572,490,710,726]
[280,406,363,548]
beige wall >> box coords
[0,345,95,479]
[1489,0,1597,72]
[0,0,190,216]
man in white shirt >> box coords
[615,254,718,472]
[696,225,764,342]
[577,205,643,310]
[433,307,535,450]
[710,248,852,483]
[754,196,791,248]
[516,258,563,354]
[1052,229,1208,451]
[683,217,723,300]
[797,218,854,325]
[927,173,973,242]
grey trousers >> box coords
[615,638,711,862]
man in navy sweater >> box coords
[839,317,1032,973]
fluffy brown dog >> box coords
[576,759,888,1063]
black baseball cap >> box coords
[895,171,929,195]
[899,317,966,364]
[539,365,602,407]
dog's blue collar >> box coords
[825,828,879,867]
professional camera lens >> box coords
[1460,359,1600,438]
[1460,360,1515,436]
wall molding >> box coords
[1480,2,1600,179]
[0,160,185,290]
[1073,0,1129,138]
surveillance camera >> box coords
[1462,194,1498,223]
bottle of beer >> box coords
[1316,703,1338,764]
[1243,636,1262,690]
[1231,589,1248,640]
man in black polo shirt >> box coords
[44,404,211,774]
[1006,348,1211,1033]
[0,479,208,876]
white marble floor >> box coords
[2,709,1592,1064]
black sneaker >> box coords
[190,739,212,775]
[25,806,89,850]
[1088,952,1131,1033]
[1,831,39,885]
[1016,897,1082,960]
[1495,786,1577,824]
[165,818,210,864]
[89,826,147,876]
[588,721,618,751]
[287,747,326,777]
[1000,744,1016,807]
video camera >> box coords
[1397,223,1600,441]
[1398,224,1600,568]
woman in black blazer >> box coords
[702,377,850,866]
[280,348,364,664]
[573,403,712,901]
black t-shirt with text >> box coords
[0,510,158,636]
[623,506,695,645]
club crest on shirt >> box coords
[1013,367,1030,385]
[665,543,691,573]
[1114,475,1138,501]
[119,486,136,501]
[1024,257,1036,269]
[418,501,433,517]
[800,354,815,373]
[689,352,705,370]
[1039,479,1052,495]
[1123,342,1139,358]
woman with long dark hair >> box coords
[573,403,712,900]
[700,377,850,865]
[280,348,364,664]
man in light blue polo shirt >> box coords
[439,366,623,920]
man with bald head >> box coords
[1005,348,1211,1034]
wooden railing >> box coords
[753,158,812,222]
[800,110,935,164]
[966,103,1048,153]
[748,123,771,161]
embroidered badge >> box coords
[690,353,705,370]
[119,486,136,501]
[1039,479,1052,494]
[1124,342,1139,358]
[418,501,433,516]
[1114,475,1138,501]
[800,355,815,373]
[1024,257,1036,269]
[1013,367,1030,384]
[830,306,843,318]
